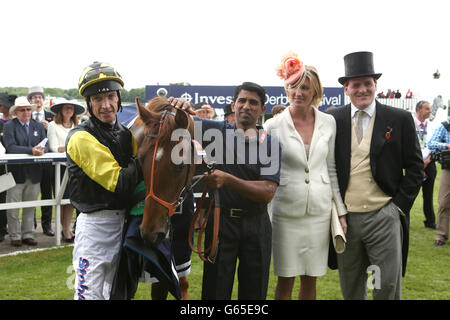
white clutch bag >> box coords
[0,171,16,193]
[331,200,346,254]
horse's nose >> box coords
[140,227,166,247]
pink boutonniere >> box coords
[385,126,393,140]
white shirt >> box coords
[351,100,376,137]
[32,110,45,122]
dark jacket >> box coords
[65,117,141,213]
[2,118,48,184]
[328,101,424,275]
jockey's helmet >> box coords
[78,61,124,97]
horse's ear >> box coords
[136,98,153,123]
[175,108,190,129]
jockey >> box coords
[66,62,142,300]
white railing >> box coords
[344,97,418,113]
[0,153,69,246]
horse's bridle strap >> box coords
[144,108,192,218]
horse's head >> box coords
[132,97,195,246]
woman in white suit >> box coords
[264,52,347,300]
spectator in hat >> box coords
[328,51,423,300]
[27,86,55,237]
[2,97,49,246]
[223,103,235,125]
[0,92,17,242]
[0,92,17,130]
[28,86,54,130]
[47,98,85,242]
[265,52,346,300]
[194,103,215,119]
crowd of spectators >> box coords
[0,87,85,246]
[377,89,414,99]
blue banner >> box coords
[145,85,344,113]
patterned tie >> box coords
[355,110,364,144]
[24,123,29,135]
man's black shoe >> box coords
[43,227,55,237]
[424,221,436,229]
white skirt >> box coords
[272,211,330,277]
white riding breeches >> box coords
[72,209,125,300]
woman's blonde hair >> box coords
[285,65,323,107]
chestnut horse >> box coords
[130,97,195,246]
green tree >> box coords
[0,87,145,103]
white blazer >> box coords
[47,121,74,153]
[264,107,346,218]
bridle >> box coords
[144,108,193,217]
[141,106,221,263]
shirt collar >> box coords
[18,119,30,126]
[351,99,376,118]
[414,116,428,128]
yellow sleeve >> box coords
[131,134,138,157]
[67,130,122,192]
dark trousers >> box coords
[0,166,7,235]
[0,190,6,235]
[201,210,272,300]
[422,161,437,226]
[39,163,54,228]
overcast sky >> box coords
[1,0,448,100]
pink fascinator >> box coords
[276,51,305,86]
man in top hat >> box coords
[0,92,17,242]
[27,86,54,130]
[327,51,423,299]
[2,97,49,246]
[223,103,235,125]
[27,86,55,236]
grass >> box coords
[1,167,449,300]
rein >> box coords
[188,167,221,264]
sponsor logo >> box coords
[76,257,90,300]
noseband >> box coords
[145,108,193,217]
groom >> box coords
[327,51,423,299]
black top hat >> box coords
[338,51,382,85]
[223,104,233,116]
[0,92,17,108]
